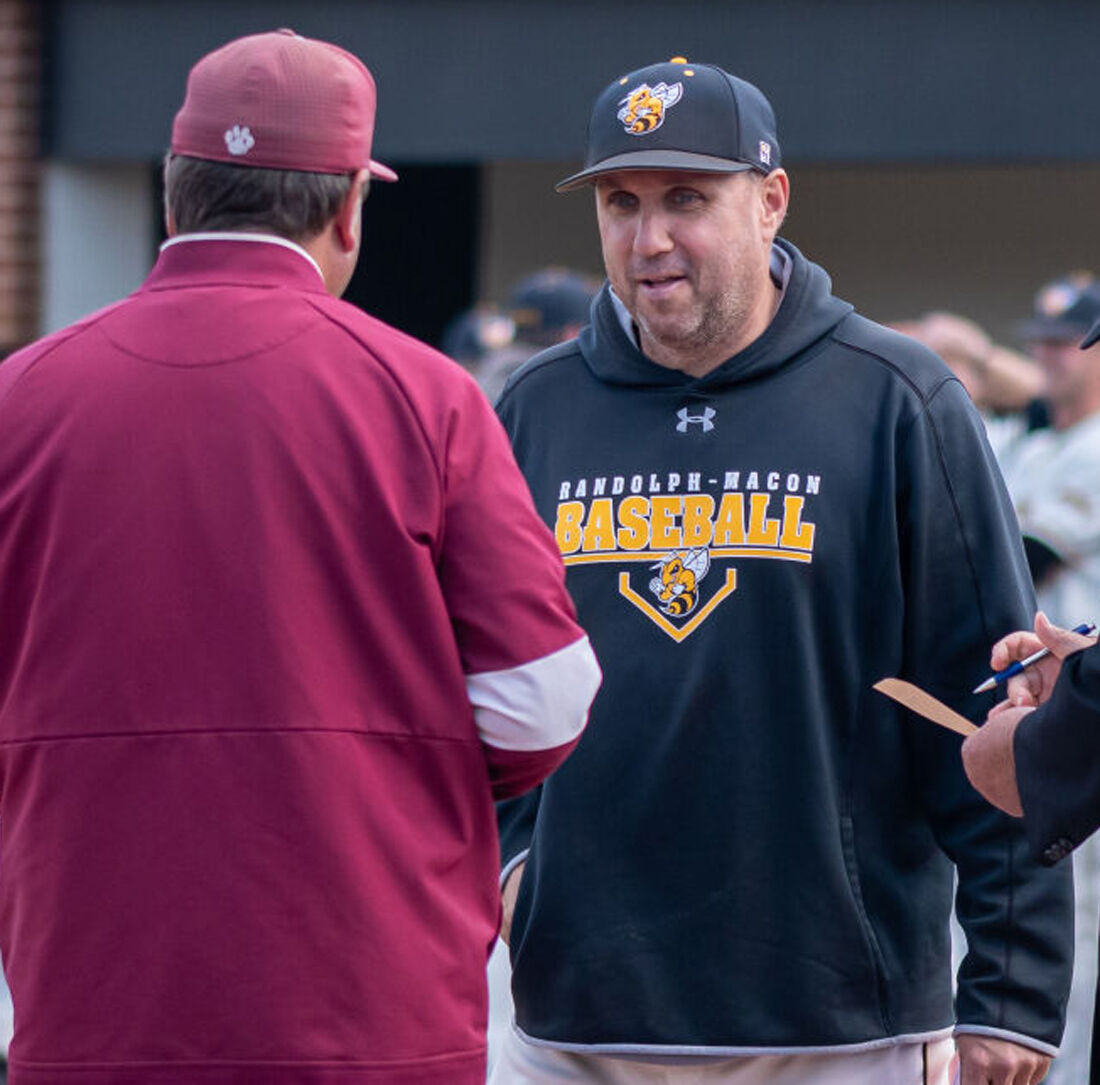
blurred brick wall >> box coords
[0,0,38,355]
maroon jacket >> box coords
[0,236,598,1084]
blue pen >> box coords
[972,621,1097,694]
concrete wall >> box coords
[42,162,154,333]
[38,156,1100,352]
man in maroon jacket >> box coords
[0,29,599,1085]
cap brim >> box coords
[369,159,398,183]
[1016,317,1091,343]
[556,150,756,192]
[1082,319,1100,350]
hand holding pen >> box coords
[974,614,1097,708]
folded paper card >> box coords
[873,678,978,737]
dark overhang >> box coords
[43,0,1100,165]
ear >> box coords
[333,169,371,253]
[759,169,790,238]
[164,206,178,239]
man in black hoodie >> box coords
[492,57,1072,1085]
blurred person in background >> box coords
[893,310,1045,435]
[472,267,600,401]
[982,272,1100,1085]
[439,303,517,369]
[999,275,1100,664]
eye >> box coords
[604,189,638,212]
[668,187,704,208]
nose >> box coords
[633,207,674,258]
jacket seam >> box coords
[9,1046,485,1071]
[916,380,994,640]
[0,304,127,411]
[89,296,320,368]
[301,296,449,557]
[829,325,960,443]
[0,726,482,749]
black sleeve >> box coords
[1016,645,1100,864]
[497,786,541,872]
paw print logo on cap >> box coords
[224,124,256,156]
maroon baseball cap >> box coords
[171,29,397,181]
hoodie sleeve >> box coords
[438,377,600,799]
[497,787,540,879]
[899,377,1074,1052]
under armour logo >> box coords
[224,124,255,156]
[676,407,716,433]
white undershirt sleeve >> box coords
[465,635,601,751]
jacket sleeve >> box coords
[1016,645,1100,865]
[899,378,1074,1052]
[437,377,600,800]
[489,362,573,861]
[466,639,599,799]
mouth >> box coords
[637,273,687,298]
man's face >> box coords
[594,169,782,369]
[1029,336,1098,415]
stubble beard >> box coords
[634,266,758,372]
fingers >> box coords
[989,610,1088,670]
[1020,1055,1052,1085]
[1020,1056,1047,1082]
[989,694,1033,718]
[955,1034,1050,1085]
[987,611,1088,709]
[989,630,1042,672]
[1035,609,1096,657]
[962,706,1031,816]
[1003,672,1040,708]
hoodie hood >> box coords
[578,237,853,389]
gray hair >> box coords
[163,154,358,241]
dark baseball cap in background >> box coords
[507,269,599,343]
[1017,272,1100,344]
[1082,318,1100,350]
[557,56,780,192]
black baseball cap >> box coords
[557,57,780,192]
[1017,272,1100,344]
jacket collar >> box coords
[145,233,328,294]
